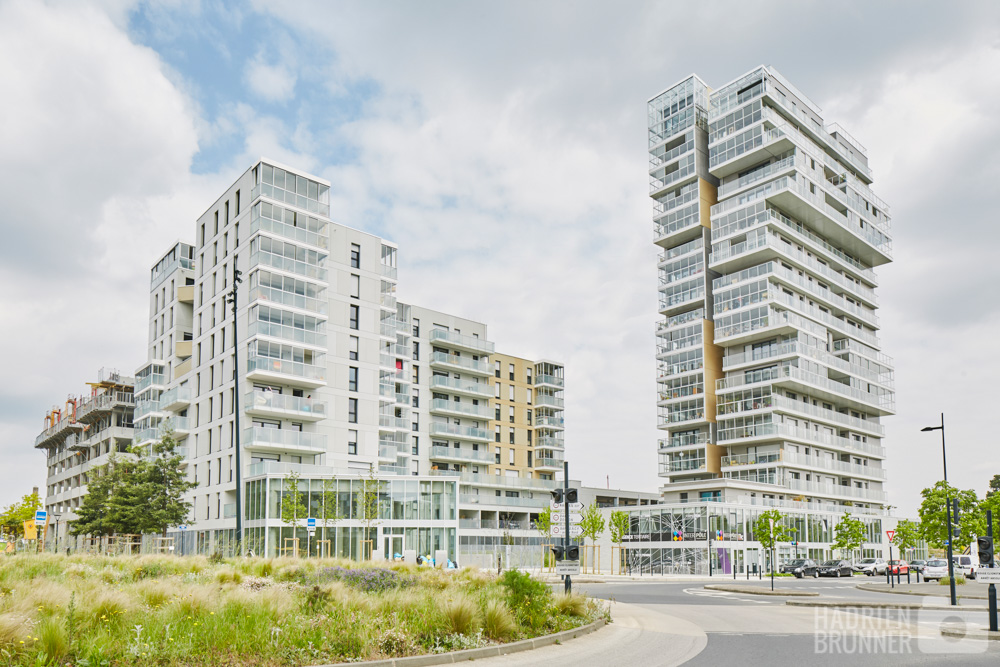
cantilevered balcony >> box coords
[534,374,564,389]
[429,351,491,376]
[247,321,327,350]
[245,391,327,422]
[243,427,327,455]
[430,445,493,464]
[429,329,494,355]
[429,398,492,420]
[429,422,491,443]
[246,356,326,389]
[716,365,893,415]
[534,415,565,431]
[160,385,191,412]
[430,375,492,398]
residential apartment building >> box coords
[651,67,894,512]
[34,369,135,549]
[33,158,567,560]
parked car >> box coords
[854,557,887,576]
[952,554,977,579]
[909,559,927,573]
[923,558,950,581]
[781,558,819,578]
[818,559,854,578]
[887,559,909,575]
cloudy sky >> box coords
[1,0,997,518]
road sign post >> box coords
[986,510,998,632]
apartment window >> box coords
[200,223,206,246]
[350,243,360,269]
[349,304,359,330]
[224,201,229,224]
[349,367,358,392]
[494,425,501,443]
[412,436,419,455]
[412,318,420,337]
[348,398,358,423]
[348,430,358,455]
[526,409,532,425]
[527,429,532,444]
[235,190,240,215]
[526,367,532,383]
[495,360,501,378]
[350,274,360,299]
[495,383,501,399]
[508,427,515,444]
[413,341,420,361]
[349,335,359,360]
[509,449,515,465]
[412,365,419,384]
[495,451,501,464]
[508,385,515,401]
[411,388,419,408]
[527,451,532,467]
[508,406,515,423]
[526,388,532,404]
[214,211,219,235]
[495,406,501,420]
[509,363,514,381]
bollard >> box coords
[907,570,911,585]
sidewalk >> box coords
[857,581,992,600]
[534,572,773,584]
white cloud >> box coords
[244,50,297,102]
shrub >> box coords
[499,570,551,629]
[215,568,243,585]
[38,615,68,659]
[554,593,587,617]
[939,575,966,586]
[313,566,411,593]
[135,580,173,608]
[443,595,481,636]
[482,598,515,640]
[0,612,30,648]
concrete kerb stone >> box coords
[940,626,1000,641]
[312,618,607,667]
[704,584,819,597]
[855,582,990,600]
[786,599,989,612]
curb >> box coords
[312,618,608,667]
[786,600,988,612]
[855,583,989,600]
[704,584,818,597]
[941,626,1000,641]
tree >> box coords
[355,465,381,558]
[918,481,982,549]
[987,475,1000,499]
[0,491,42,538]
[753,509,794,552]
[71,454,140,538]
[319,477,341,556]
[578,501,606,547]
[831,512,867,561]
[891,519,921,558]
[534,506,553,541]
[609,510,629,547]
[979,492,1000,544]
[132,428,195,536]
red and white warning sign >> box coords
[886,530,895,542]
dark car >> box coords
[817,559,854,578]
[909,559,927,573]
[780,558,819,578]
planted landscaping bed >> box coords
[0,554,605,666]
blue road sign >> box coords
[35,510,47,523]
[307,517,316,528]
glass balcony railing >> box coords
[429,399,492,419]
[534,374,564,388]
[429,329,495,354]
[246,356,326,383]
[135,374,165,393]
[536,435,565,449]
[430,445,493,463]
[244,427,327,451]
[429,351,491,374]
[429,422,490,441]
[245,391,327,418]
[249,216,328,250]
[534,394,564,410]
[247,320,327,348]
[430,376,492,397]
[535,415,565,429]
[250,251,328,282]
[248,286,328,315]
[535,457,564,469]
[159,385,191,410]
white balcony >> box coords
[248,286,328,317]
[535,415,565,431]
[716,364,894,415]
[246,355,326,389]
[245,391,327,422]
[786,479,886,503]
[534,374,564,389]
[429,329,495,354]
[534,394,564,410]
[160,385,191,412]
[243,427,327,455]
[247,320,327,349]
[429,398,492,420]
[717,418,885,457]
[429,351,492,376]
[536,435,565,450]
[430,445,493,464]
[430,375,492,398]
[429,422,491,443]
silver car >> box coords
[923,558,949,581]
[855,557,887,576]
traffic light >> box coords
[550,545,580,561]
[978,535,994,567]
[551,488,578,504]
[552,489,563,504]
[953,499,961,530]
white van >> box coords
[952,554,977,579]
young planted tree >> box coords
[71,453,141,540]
[832,512,867,562]
[609,510,630,574]
[280,471,308,555]
[355,465,381,559]
[319,477,341,557]
[918,481,983,549]
[578,501,606,547]
[753,509,793,574]
[891,519,921,559]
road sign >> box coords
[551,511,583,524]
[550,501,583,512]
[552,524,583,538]
[886,530,895,542]
[977,568,1000,583]
[35,510,47,525]
[555,561,581,576]
[307,517,316,528]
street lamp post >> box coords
[921,413,956,606]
